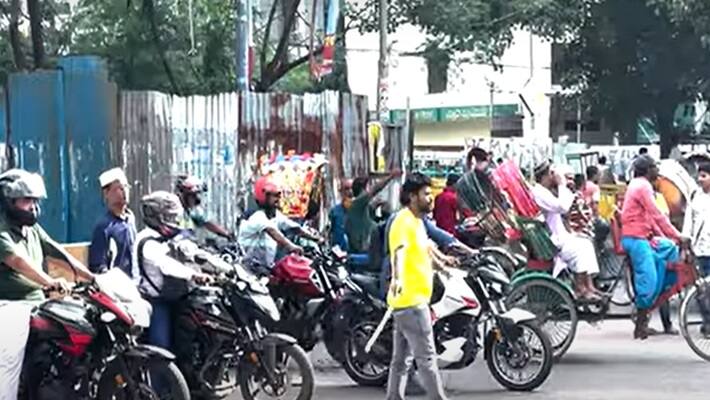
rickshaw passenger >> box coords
[620,155,685,340]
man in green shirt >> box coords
[0,169,94,301]
[175,174,234,239]
[345,169,401,254]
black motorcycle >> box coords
[172,250,315,400]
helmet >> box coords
[0,169,47,226]
[175,174,207,195]
[141,191,184,238]
[254,176,281,205]
[0,169,47,200]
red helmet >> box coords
[254,176,281,205]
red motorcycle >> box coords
[267,242,357,362]
[19,270,189,400]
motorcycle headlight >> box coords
[337,266,348,280]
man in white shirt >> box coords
[239,177,321,271]
[683,162,710,336]
[532,160,601,301]
[134,191,211,350]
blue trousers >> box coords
[621,237,679,310]
[147,300,173,350]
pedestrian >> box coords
[386,172,455,400]
[683,162,710,334]
[683,162,710,276]
[89,168,137,276]
[345,169,401,254]
[433,174,460,234]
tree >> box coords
[550,0,710,156]
[67,0,351,94]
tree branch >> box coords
[27,0,46,68]
[8,0,26,70]
[143,0,181,94]
[260,0,279,77]
[265,0,302,74]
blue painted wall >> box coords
[6,56,115,242]
[59,56,116,241]
[8,71,68,240]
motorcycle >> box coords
[20,269,189,400]
[172,248,315,400]
[341,251,554,391]
[265,240,357,363]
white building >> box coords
[345,23,553,159]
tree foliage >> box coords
[0,0,350,94]
[551,0,710,154]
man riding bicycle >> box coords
[620,155,689,339]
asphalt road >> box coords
[230,316,710,400]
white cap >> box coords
[99,168,129,188]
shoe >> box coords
[405,370,426,396]
[646,327,663,336]
[634,310,651,340]
[663,327,679,336]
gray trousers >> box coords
[386,304,448,400]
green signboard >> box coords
[390,104,520,123]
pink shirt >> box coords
[620,178,680,241]
[581,181,600,205]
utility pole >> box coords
[235,0,250,91]
[576,96,582,143]
[376,0,389,122]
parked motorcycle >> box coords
[267,241,358,364]
[340,251,554,391]
[20,269,189,400]
[172,249,315,400]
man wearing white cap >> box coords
[88,168,137,277]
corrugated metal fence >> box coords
[114,90,369,232]
[2,57,369,241]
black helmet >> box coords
[0,169,47,226]
[141,191,184,238]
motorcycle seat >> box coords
[350,273,380,297]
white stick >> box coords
[365,307,393,354]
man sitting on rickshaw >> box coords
[620,155,688,340]
[531,160,602,302]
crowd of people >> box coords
[1,143,710,399]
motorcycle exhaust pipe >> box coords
[365,307,393,354]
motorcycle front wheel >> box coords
[485,320,553,391]
[341,320,390,387]
[97,358,190,400]
[238,343,315,400]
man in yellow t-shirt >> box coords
[386,172,453,400]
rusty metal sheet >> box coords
[113,91,173,228]
[116,90,368,231]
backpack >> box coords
[137,236,190,301]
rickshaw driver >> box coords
[620,155,690,339]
